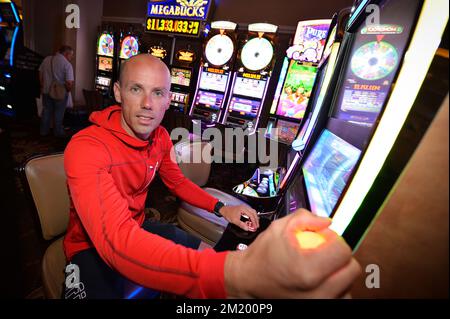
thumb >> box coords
[287,209,332,233]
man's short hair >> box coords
[59,45,74,54]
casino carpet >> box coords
[0,112,256,298]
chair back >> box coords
[175,140,212,187]
[23,153,70,299]
[24,153,70,240]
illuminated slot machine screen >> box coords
[171,67,192,87]
[199,71,228,93]
[98,56,113,72]
[276,62,318,120]
[97,33,114,57]
[241,37,274,72]
[96,76,112,88]
[195,90,223,110]
[229,97,260,118]
[276,119,300,144]
[302,129,361,217]
[171,92,189,104]
[333,23,409,127]
[232,76,267,99]
[205,34,235,67]
[120,36,139,59]
[270,57,290,115]
[293,21,331,64]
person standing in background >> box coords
[38,45,74,137]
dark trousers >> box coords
[40,93,67,137]
[63,220,201,299]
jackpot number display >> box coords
[146,18,200,36]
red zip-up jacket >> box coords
[63,105,228,298]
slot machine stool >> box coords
[175,140,248,245]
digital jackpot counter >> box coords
[222,23,278,132]
[95,30,115,96]
[189,21,238,124]
[265,20,331,144]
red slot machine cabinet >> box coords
[222,23,278,133]
[189,21,238,125]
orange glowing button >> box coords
[296,231,326,249]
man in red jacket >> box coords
[63,54,360,299]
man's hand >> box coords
[224,209,361,298]
[219,205,259,232]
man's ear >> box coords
[164,94,171,110]
[113,82,122,103]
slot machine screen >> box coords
[293,21,330,63]
[119,36,139,59]
[229,97,260,118]
[270,57,290,114]
[171,67,192,87]
[195,90,223,110]
[333,20,411,126]
[97,33,114,57]
[171,92,189,104]
[96,76,111,87]
[98,56,113,72]
[276,119,300,144]
[302,129,361,217]
[199,71,228,92]
[276,62,318,120]
[232,77,267,99]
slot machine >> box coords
[0,0,21,115]
[169,47,196,113]
[265,20,331,144]
[189,21,238,124]
[222,23,278,132]
[95,29,115,96]
[291,8,352,152]
[213,0,448,252]
[282,0,448,248]
[117,30,140,75]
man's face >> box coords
[113,55,171,141]
[64,51,74,62]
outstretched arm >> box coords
[157,131,259,230]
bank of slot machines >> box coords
[189,21,238,124]
[212,0,448,251]
[221,23,278,132]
